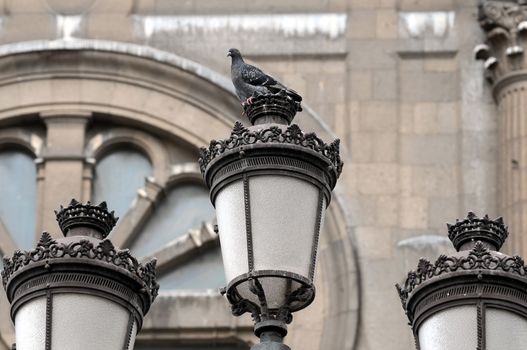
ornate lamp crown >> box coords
[447,212,508,251]
[243,92,300,125]
[55,199,118,239]
[198,121,343,178]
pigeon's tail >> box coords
[285,88,302,102]
[268,82,301,101]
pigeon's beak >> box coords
[227,52,232,57]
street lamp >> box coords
[396,212,527,350]
[1,199,159,350]
[199,94,343,350]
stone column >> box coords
[477,0,527,254]
[37,110,92,236]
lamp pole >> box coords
[1,199,159,350]
[397,212,527,350]
[199,93,343,349]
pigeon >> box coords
[228,48,302,111]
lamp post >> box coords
[1,199,159,350]
[396,212,527,350]
[199,94,343,350]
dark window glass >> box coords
[130,183,215,257]
[158,245,225,290]
[92,149,152,219]
[0,150,36,250]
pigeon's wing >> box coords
[241,64,277,87]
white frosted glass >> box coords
[250,175,319,277]
[418,306,477,350]
[52,294,130,350]
[215,180,248,283]
[15,297,46,350]
[487,308,527,349]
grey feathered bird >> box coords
[228,48,302,111]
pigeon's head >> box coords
[227,48,242,59]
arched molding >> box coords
[0,128,42,157]
[0,41,358,350]
[86,126,169,183]
[111,171,209,250]
[167,162,204,187]
[0,39,346,151]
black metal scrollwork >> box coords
[198,121,343,176]
[396,241,526,310]
[1,232,159,301]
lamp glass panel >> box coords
[486,308,527,349]
[15,297,46,350]
[215,179,248,283]
[51,294,132,350]
[250,175,321,278]
[418,306,477,350]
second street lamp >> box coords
[1,200,159,350]
[397,212,527,350]
[199,93,343,350]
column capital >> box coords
[475,0,527,84]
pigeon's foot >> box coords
[242,96,255,106]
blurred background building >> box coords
[0,0,505,349]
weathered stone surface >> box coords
[0,2,503,350]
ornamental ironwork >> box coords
[396,241,526,311]
[198,121,343,177]
[447,211,508,251]
[55,199,118,239]
[1,232,159,301]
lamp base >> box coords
[251,330,291,350]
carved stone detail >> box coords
[479,0,527,32]
[476,1,527,83]
[1,232,159,301]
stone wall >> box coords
[0,1,501,350]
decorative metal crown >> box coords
[1,232,159,303]
[447,212,508,251]
[244,92,301,125]
[55,199,118,239]
[198,122,343,177]
[396,241,526,312]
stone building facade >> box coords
[0,0,517,349]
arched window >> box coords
[92,148,153,219]
[0,149,36,250]
[129,182,224,290]
[130,183,215,257]
[157,244,225,290]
